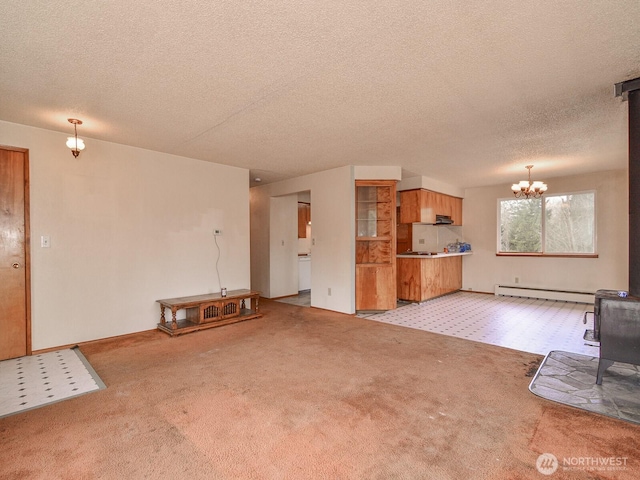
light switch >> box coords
[41,235,51,248]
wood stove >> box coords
[587,290,640,384]
[588,78,640,385]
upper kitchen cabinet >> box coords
[355,180,397,311]
[298,202,310,238]
[399,189,463,225]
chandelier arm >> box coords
[512,165,546,199]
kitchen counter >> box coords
[397,253,468,302]
[397,251,472,258]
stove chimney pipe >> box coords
[615,77,640,297]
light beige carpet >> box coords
[0,299,638,479]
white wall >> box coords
[250,186,270,298]
[269,195,299,298]
[251,166,356,313]
[462,170,628,294]
[1,120,250,350]
[397,175,465,198]
[250,165,402,314]
[354,166,402,181]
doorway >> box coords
[296,191,311,305]
[0,146,31,360]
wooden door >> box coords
[0,146,30,360]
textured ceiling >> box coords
[1,1,639,188]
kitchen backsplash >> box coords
[298,229,312,254]
[411,224,464,252]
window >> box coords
[498,191,596,255]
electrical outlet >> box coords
[328,287,331,296]
[213,229,222,236]
[515,277,520,284]
[418,239,425,244]
[41,235,51,248]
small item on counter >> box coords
[446,241,472,253]
[443,247,448,253]
[618,291,628,298]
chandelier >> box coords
[511,165,547,199]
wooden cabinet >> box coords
[355,180,397,311]
[397,256,462,302]
[156,289,262,336]
[298,202,310,238]
[399,189,462,225]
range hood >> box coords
[411,215,455,225]
[435,215,453,225]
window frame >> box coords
[496,189,598,258]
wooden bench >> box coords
[156,289,261,336]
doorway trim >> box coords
[1,144,31,355]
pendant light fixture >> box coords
[511,165,547,198]
[66,118,85,157]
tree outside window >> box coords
[498,191,595,255]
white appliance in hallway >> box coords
[298,255,311,291]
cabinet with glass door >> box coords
[355,180,397,311]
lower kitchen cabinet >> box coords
[397,256,462,302]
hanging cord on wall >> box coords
[214,234,223,290]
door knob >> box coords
[12,263,20,269]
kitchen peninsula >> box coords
[397,252,472,302]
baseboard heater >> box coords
[494,285,595,304]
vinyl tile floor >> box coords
[0,348,105,418]
[274,290,311,307]
[360,291,597,357]
[275,290,596,357]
